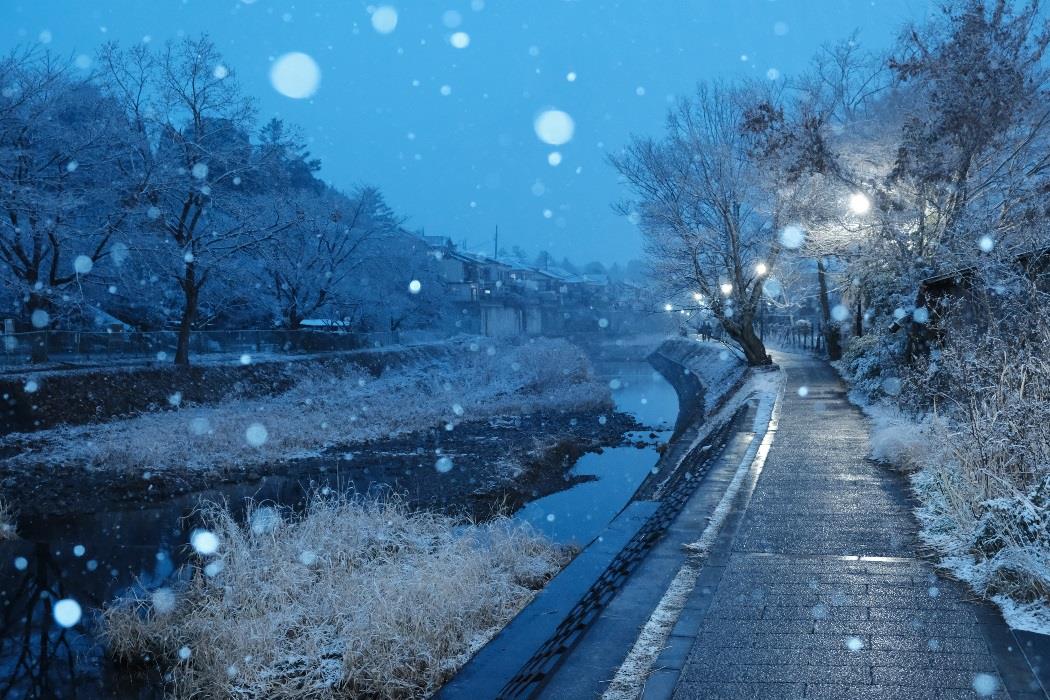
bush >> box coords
[102,495,568,699]
[839,284,1050,631]
[837,330,906,404]
[904,294,1050,628]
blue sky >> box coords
[2,0,934,264]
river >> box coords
[516,361,678,544]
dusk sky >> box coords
[2,0,934,265]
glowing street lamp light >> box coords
[848,192,871,215]
[720,282,733,296]
[755,262,768,276]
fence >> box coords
[0,329,401,367]
[764,322,831,352]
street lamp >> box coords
[755,262,768,276]
[848,192,871,215]
[720,282,733,296]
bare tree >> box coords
[888,0,1050,252]
[264,186,399,329]
[610,83,795,365]
[742,37,895,357]
[99,36,294,365]
[832,1,1050,355]
[0,49,137,358]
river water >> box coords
[516,362,678,544]
[0,360,677,697]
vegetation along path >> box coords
[602,353,1048,700]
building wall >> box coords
[482,306,521,337]
[524,307,543,336]
[439,258,467,283]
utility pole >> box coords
[493,225,498,259]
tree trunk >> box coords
[175,272,199,367]
[287,305,301,331]
[27,293,49,363]
[724,313,771,366]
[816,258,842,360]
[854,291,864,338]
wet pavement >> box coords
[659,353,1048,699]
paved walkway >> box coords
[660,354,1047,699]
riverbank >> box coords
[0,336,681,699]
[0,341,461,434]
[5,406,644,521]
[1,337,630,520]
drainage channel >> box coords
[438,398,754,699]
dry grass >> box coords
[0,497,15,540]
[7,338,610,476]
[910,335,1050,612]
[868,412,946,473]
[101,495,568,698]
[893,301,1050,630]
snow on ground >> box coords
[3,338,610,477]
[102,494,567,699]
[835,364,1050,635]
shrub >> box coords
[837,330,906,404]
[904,293,1050,627]
[102,495,568,699]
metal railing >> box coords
[0,329,401,367]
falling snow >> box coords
[270,52,321,99]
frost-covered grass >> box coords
[865,405,947,473]
[5,338,610,476]
[102,495,568,699]
[0,497,15,540]
[837,324,1050,634]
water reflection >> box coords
[604,361,679,430]
[0,478,317,698]
[1,541,96,698]
[516,362,679,544]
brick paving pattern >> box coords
[669,354,1042,700]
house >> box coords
[420,233,667,338]
[425,243,527,336]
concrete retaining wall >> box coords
[648,339,747,440]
